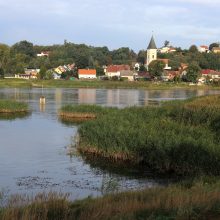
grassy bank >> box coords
[1,78,220,89]
[60,95,220,175]
[59,104,117,121]
[0,100,29,113]
[1,178,220,220]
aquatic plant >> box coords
[77,95,220,175]
[0,100,29,113]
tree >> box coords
[184,62,201,83]
[96,67,105,76]
[209,43,219,51]
[137,50,146,65]
[11,40,35,57]
[169,60,180,71]
[0,68,4,78]
[45,70,54,80]
[148,60,165,78]
[189,45,198,53]
[75,55,89,69]
[164,40,170,47]
[38,66,47,79]
[139,65,147,72]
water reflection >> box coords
[0,112,31,121]
[0,88,219,111]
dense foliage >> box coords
[0,41,136,76]
[1,40,220,78]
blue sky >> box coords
[0,0,219,51]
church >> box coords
[146,36,171,70]
[146,35,157,68]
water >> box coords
[0,88,220,200]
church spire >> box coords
[147,35,157,49]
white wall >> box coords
[78,74,97,79]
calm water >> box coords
[0,88,220,200]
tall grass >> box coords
[0,100,29,113]
[2,179,220,219]
[77,95,220,175]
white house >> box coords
[105,65,130,78]
[78,69,97,79]
[198,45,209,53]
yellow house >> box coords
[212,47,220,53]
[54,67,62,74]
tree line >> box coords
[0,40,220,79]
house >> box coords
[78,69,97,79]
[120,70,135,81]
[201,69,220,81]
[24,68,40,79]
[159,47,176,54]
[135,72,152,81]
[53,72,61,79]
[15,74,32,79]
[179,63,188,77]
[157,59,171,70]
[162,70,179,81]
[105,65,130,78]
[198,45,209,53]
[37,51,50,57]
[212,47,220,53]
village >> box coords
[12,36,220,85]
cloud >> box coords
[0,0,218,49]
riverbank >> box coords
[1,78,220,90]
[61,95,220,176]
[1,178,220,220]
[0,100,29,113]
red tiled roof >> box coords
[78,69,96,75]
[106,65,130,72]
[201,69,220,75]
[200,45,208,49]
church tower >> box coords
[146,36,157,68]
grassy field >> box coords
[1,78,220,89]
[0,100,29,113]
[59,95,220,175]
[1,178,220,220]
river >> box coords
[0,88,219,200]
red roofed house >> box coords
[105,65,130,78]
[198,45,209,53]
[201,69,220,80]
[162,70,179,81]
[78,69,97,79]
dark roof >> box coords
[147,36,157,49]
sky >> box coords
[0,0,219,51]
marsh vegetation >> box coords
[61,95,220,176]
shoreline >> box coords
[1,79,220,90]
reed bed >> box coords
[76,95,220,175]
[0,100,29,113]
[1,179,220,219]
[59,104,117,121]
